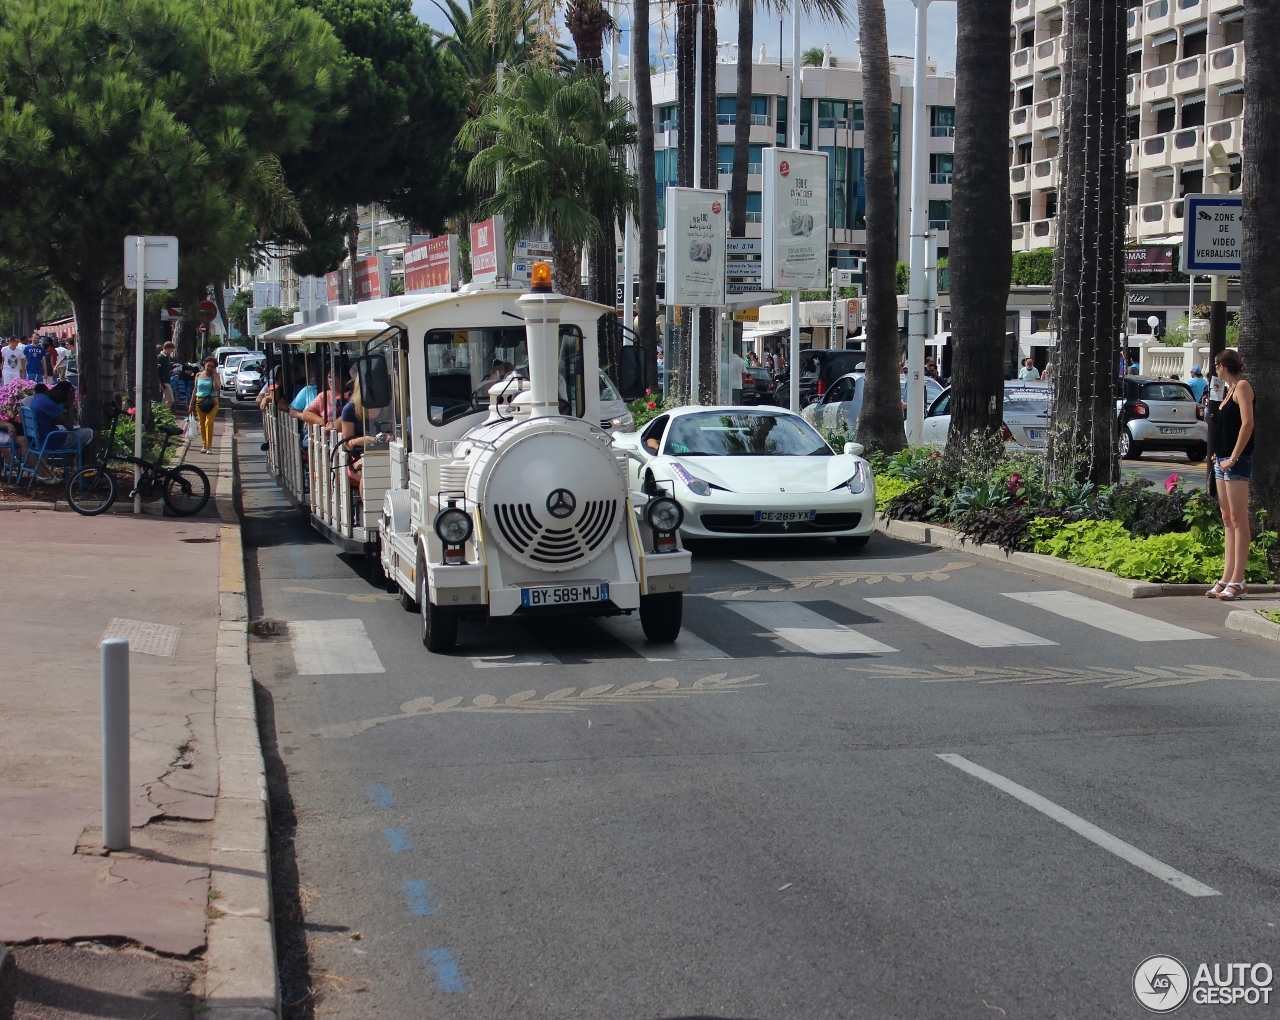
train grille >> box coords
[492,500,619,564]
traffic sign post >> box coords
[1181,194,1242,276]
[124,236,178,515]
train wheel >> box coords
[639,592,682,644]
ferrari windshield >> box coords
[663,412,833,457]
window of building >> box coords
[1043,191,1058,219]
[654,148,678,229]
[822,146,850,228]
[1042,74,1061,99]
[751,95,770,125]
[1182,27,1208,58]
[799,99,812,148]
[852,148,866,229]
[817,99,849,129]
[1155,105,1177,133]
[717,143,734,174]
[1128,109,1141,139]
[1126,176,1139,206]
[930,152,953,184]
[1018,140,1033,165]
[748,143,763,174]
[1155,40,1178,66]
[1223,19,1244,46]
[1017,84,1034,107]
[776,96,788,145]
[746,191,762,223]
[1180,96,1205,128]
[1016,196,1032,222]
[1043,135,1060,158]
[1127,48,1143,74]
[1019,22,1035,48]
[1031,311,1054,333]
[930,106,956,136]
[717,96,737,125]
[928,199,951,230]
[1229,153,1241,191]
[657,105,678,132]
[851,100,864,131]
[1180,167,1203,196]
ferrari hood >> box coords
[666,454,862,494]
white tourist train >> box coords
[260,264,691,652]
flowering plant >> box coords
[0,377,35,422]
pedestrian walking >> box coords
[1017,358,1041,381]
[1187,364,1208,402]
[1206,349,1255,601]
[55,337,78,389]
[1,337,22,385]
[190,357,219,454]
[21,336,45,381]
[157,342,176,408]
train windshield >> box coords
[424,326,585,425]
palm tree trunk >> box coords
[633,0,660,391]
[944,0,1012,461]
[696,0,717,403]
[1047,0,1126,486]
[552,235,582,297]
[853,0,906,453]
[729,0,752,239]
[1241,0,1280,537]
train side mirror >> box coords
[617,345,650,401]
[357,354,392,409]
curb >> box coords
[1226,609,1280,642]
[874,517,1280,600]
[206,420,279,1020]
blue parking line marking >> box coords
[403,880,438,916]
[383,828,412,854]
[423,948,465,993]
[367,784,394,807]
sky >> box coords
[410,0,958,76]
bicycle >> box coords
[66,403,211,517]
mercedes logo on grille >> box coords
[546,488,577,519]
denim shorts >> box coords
[1214,454,1253,482]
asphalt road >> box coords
[236,412,1280,1020]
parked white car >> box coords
[233,355,266,401]
[613,406,875,547]
[599,370,635,433]
[921,383,1053,450]
[803,372,945,434]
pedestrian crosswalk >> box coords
[284,589,1218,673]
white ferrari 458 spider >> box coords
[613,406,875,547]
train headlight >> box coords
[645,496,684,534]
[434,507,473,545]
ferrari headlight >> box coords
[671,462,712,497]
[645,496,684,533]
[842,461,868,495]
[434,507,473,545]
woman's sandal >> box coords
[1206,580,1228,598]
[1218,582,1248,602]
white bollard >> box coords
[101,638,131,851]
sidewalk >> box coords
[0,413,274,1018]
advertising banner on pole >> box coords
[664,187,727,307]
[353,255,388,300]
[469,216,507,282]
[325,271,343,304]
[404,235,458,293]
[761,148,829,290]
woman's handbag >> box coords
[197,395,215,413]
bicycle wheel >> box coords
[66,466,116,516]
[162,464,211,516]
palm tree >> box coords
[729,0,847,244]
[566,0,612,71]
[854,0,905,452]
[943,0,1012,462]
[432,0,544,117]
[463,67,636,297]
[1240,0,1280,532]
[1047,0,1126,486]
[802,45,831,66]
[634,0,660,389]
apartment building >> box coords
[1010,0,1245,256]
[649,54,957,277]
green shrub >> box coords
[874,475,912,512]
[1263,611,1280,627]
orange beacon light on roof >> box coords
[530,261,553,293]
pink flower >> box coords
[1165,473,1179,494]
[1006,473,1023,495]
[126,407,136,417]
[646,400,657,410]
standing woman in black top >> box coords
[1208,349,1255,600]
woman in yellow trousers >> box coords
[190,357,219,454]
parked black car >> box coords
[741,366,777,405]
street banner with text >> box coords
[762,148,828,290]
[469,216,507,282]
[664,187,727,307]
[405,235,459,293]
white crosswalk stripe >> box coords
[725,601,897,655]
[289,619,385,675]
[1001,590,1215,642]
[864,596,1056,648]
[594,614,731,661]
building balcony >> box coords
[1031,156,1058,185]
[1010,164,1032,194]
[1171,125,1204,161]
[1011,218,1055,252]
[1174,0,1206,25]
[929,219,951,231]
[1127,205,1139,238]
[1206,116,1242,147]
[1011,106,1031,131]
[1142,65,1175,103]
[1137,133,1172,170]
[1127,73,1139,100]
[1012,0,1031,13]
[1033,38,1060,74]
[1172,54,1206,91]
[1136,198,1184,237]
[930,172,953,185]
[1144,0,1175,34]
[1207,43,1244,87]
[1012,47,1031,74]
[1127,6,1143,38]
[1033,98,1058,127]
